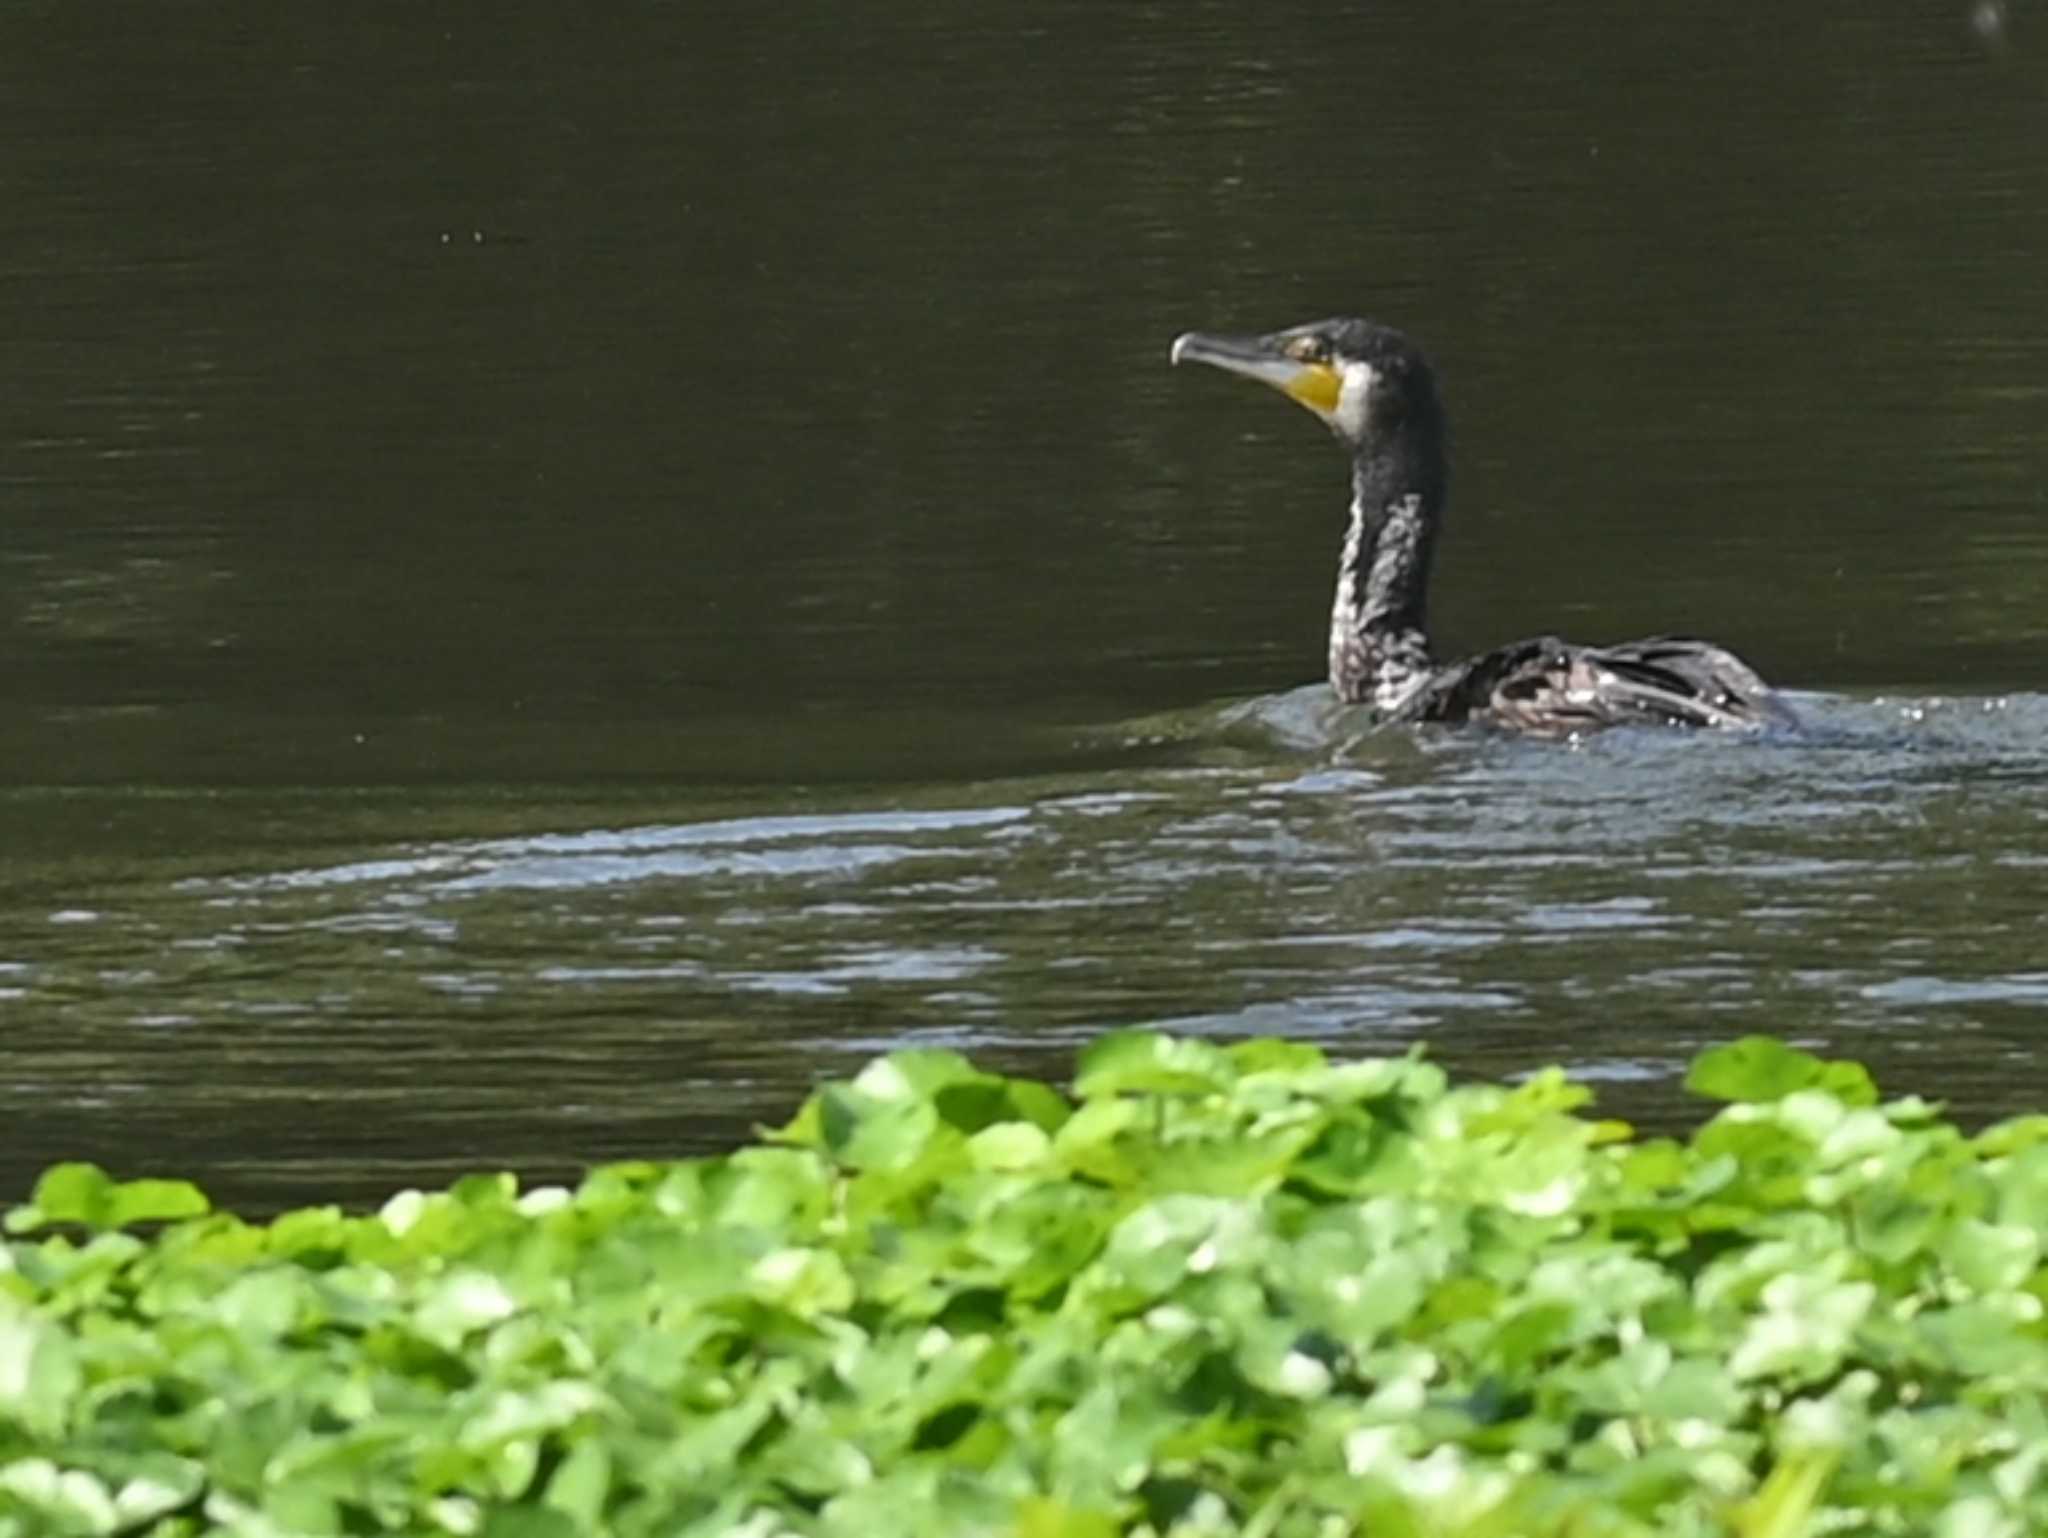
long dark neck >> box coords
[1330,437,1445,710]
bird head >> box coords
[1170,317,1440,454]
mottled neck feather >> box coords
[1329,449,1443,711]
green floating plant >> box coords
[2,1032,2046,1537]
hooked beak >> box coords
[1170,330,1343,416]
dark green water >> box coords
[4,5,2047,1210]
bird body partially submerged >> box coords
[1394,633,1791,732]
[1170,318,1792,735]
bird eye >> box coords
[1285,337,1327,364]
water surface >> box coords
[4,691,2044,1210]
[3,4,2047,1209]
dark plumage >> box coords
[1170,317,1792,733]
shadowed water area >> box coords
[4,5,2047,1211]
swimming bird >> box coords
[1170,318,1792,733]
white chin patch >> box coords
[1333,362,1377,438]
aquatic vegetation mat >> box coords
[5,1034,2048,1536]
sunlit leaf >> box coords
[1732,1448,1838,1538]
[0,1315,81,1439]
[1075,1030,1236,1097]
[1015,1493,1123,1538]
[540,1437,609,1527]
[1686,1036,1877,1106]
[4,1034,2047,1537]
[0,1460,115,1531]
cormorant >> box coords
[1171,318,1792,733]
